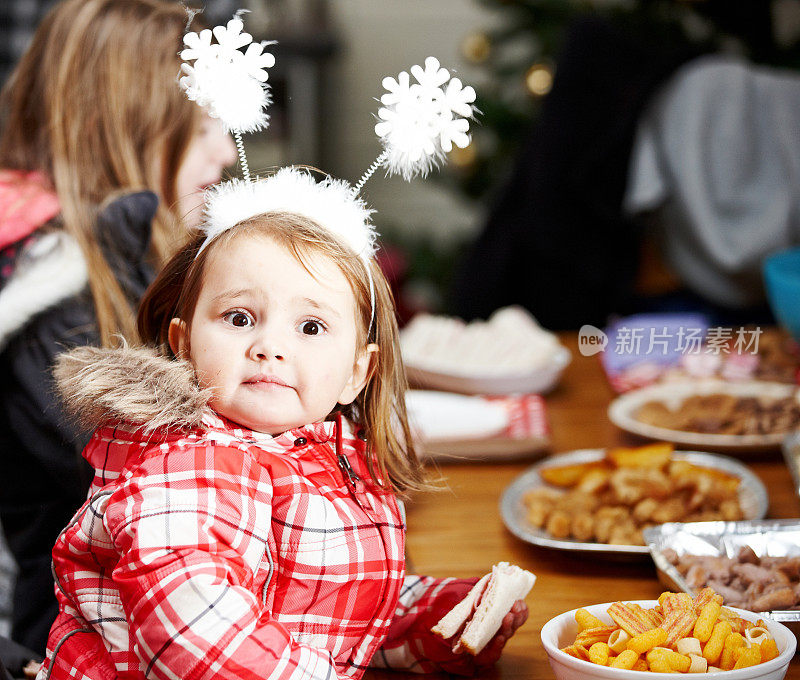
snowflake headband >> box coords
[179,15,476,316]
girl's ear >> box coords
[168,318,189,358]
[338,343,379,405]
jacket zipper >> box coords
[334,411,363,497]
[337,451,361,487]
[333,414,399,670]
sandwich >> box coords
[431,562,536,655]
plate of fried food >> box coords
[500,443,767,558]
[608,380,800,453]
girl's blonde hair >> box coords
[137,213,427,495]
[0,0,199,345]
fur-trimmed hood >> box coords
[54,345,211,433]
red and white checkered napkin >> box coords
[485,393,549,438]
[421,394,550,462]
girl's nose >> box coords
[248,331,285,362]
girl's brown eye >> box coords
[224,311,253,327]
[302,321,321,335]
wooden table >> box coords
[370,333,800,679]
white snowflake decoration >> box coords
[374,56,476,181]
[179,18,275,134]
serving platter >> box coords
[500,449,768,558]
[607,379,800,453]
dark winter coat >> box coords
[0,190,158,652]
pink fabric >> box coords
[0,169,60,250]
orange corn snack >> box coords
[761,638,779,662]
[733,645,761,670]
[641,608,664,629]
[609,649,639,670]
[575,625,618,647]
[719,632,747,671]
[702,620,733,665]
[608,602,650,637]
[662,650,692,672]
[561,643,590,660]
[692,587,721,615]
[718,607,748,635]
[646,648,672,673]
[575,608,606,631]
[661,592,692,618]
[588,642,610,666]
[693,599,723,642]
[661,609,698,648]
[627,628,668,654]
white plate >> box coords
[500,449,768,558]
[608,379,800,452]
[405,346,571,395]
[405,390,508,442]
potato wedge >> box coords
[539,461,608,487]
[606,443,674,469]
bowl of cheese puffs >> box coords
[541,589,795,679]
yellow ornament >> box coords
[461,32,491,64]
[525,63,554,96]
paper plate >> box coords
[405,390,509,442]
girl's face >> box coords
[175,113,237,228]
[169,234,376,435]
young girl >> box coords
[40,170,528,680]
[0,0,236,652]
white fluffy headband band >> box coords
[200,170,377,261]
[179,13,476,283]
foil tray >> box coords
[644,519,800,642]
[782,431,800,498]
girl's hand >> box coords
[471,600,529,669]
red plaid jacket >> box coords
[38,410,479,680]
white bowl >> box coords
[541,600,796,680]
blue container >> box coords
[764,247,800,341]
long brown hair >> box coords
[138,213,428,495]
[0,0,198,345]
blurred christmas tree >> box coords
[448,0,800,202]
